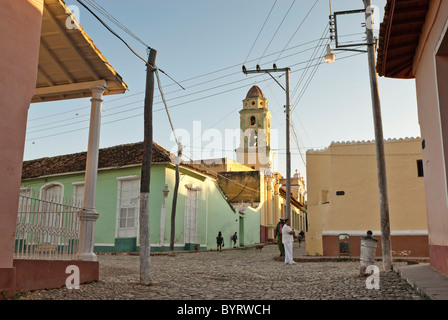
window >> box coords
[185,184,201,244]
[250,116,256,126]
[72,182,84,206]
[40,183,64,243]
[321,190,329,204]
[41,183,63,202]
[417,159,424,177]
[249,130,258,146]
[18,187,32,222]
[116,177,140,238]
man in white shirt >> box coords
[282,219,296,264]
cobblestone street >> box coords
[17,242,424,301]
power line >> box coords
[291,24,329,101]
[27,45,331,132]
[29,31,360,125]
[76,0,154,69]
[27,41,327,125]
[244,0,278,65]
[257,0,296,66]
[26,51,364,141]
[292,37,329,111]
[86,0,150,49]
[77,0,184,91]
[155,69,179,145]
[275,0,319,62]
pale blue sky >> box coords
[25,0,421,184]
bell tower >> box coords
[236,85,274,171]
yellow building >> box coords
[190,158,254,178]
[306,137,428,257]
[235,85,275,171]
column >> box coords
[78,84,107,261]
[0,0,44,294]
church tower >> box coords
[236,85,274,172]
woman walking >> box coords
[216,231,224,252]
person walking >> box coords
[298,230,305,247]
[282,219,296,264]
[231,232,238,248]
[216,231,224,252]
[274,218,285,257]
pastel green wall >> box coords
[239,206,261,245]
[21,163,260,253]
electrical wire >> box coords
[26,51,365,141]
[29,29,366,126]
[76,0,154,69]
[244,0,278,65]
[27,46,330,133]
[27,41,327,126]
[257,0,296,66]
[275,0,319,62]
[155,69,179,145]
[86,0,150,49]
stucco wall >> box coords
[413,0,448,274]
[0,0,44,269]
[306,138,428,257]
[20,163,252,252]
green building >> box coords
[20,142,260,253]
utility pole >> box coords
[242,65,292,220]
[363,0,392,271]
[139,48,157,285]
[170,143,182,252]
[285,68,291,221]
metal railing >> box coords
[14,193,82,260]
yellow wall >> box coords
[306,138,428,256]
[193,158,254,177]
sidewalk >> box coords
[290,241,448,300]
[394,263,448,300]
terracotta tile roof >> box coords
[279,187,305,210]
[376,0,430,78]
[22,142,172,179]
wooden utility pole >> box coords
[139,48,157,285]
[169,143,182,252]
[363,0,392,271]
[284,68,291,221]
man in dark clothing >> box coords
[274,218,285,257]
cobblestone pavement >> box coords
[19,243,424,300]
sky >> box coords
[24,0,421,186]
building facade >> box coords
[200,86,307,243]
[20,142,259,253]
[306,137,428,257]
[0,0,127,294]
[377,0,448,275]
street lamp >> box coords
[325,44,336,64]
[160,184,169,250]
[163,184,170,199]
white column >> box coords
[78,84,107,261]
[160,199,166,249]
